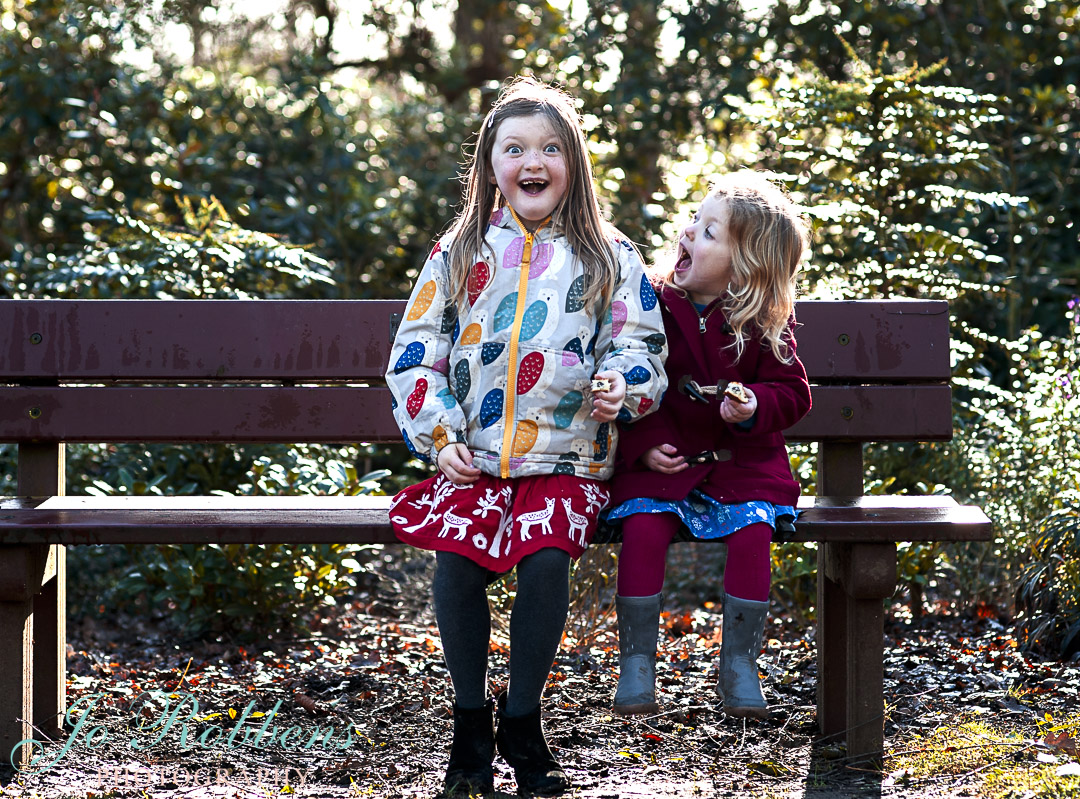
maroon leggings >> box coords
[616,513,772,601]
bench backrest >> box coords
[0,299,952,445]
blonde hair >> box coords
[444,76,619,311]
[660,171,809,363]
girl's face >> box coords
[674,195,733,305]
[488,113,569,231]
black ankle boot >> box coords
[443,699,495,797]
[495,698,569,797]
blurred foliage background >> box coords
[1,0,1078,651]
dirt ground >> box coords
[1,546,1078,799]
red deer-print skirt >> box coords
[389,473,611,572]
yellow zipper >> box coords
[499,206,550,477]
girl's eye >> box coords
[507,145,523,154]
[704,228,714,240]
[544,144,560,154]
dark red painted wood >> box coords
[793,299,951,381]
[0,495,991,545]
[0,386,399,443]
[0,384,950,443]
[1,300,402,380]
[1,299,950,382]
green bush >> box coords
[80,444,393,640]
[1016,502,1080,658]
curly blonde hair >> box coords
[658,171,809,363]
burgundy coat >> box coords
[610,287,812,508]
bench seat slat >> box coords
[1,385,951,443]
[0,495,991,546]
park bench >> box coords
[0,297,991,768]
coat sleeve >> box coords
[594,239,669,424]
[384,242,467,463]
[732,318,812,437]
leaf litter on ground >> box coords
[0,549,1078,799]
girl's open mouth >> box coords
[519,179,548,196]
[674,246,691,274]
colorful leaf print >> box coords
[436,388,457,409]
[479,389,504,429]
[562,337,584,366]
[611,300,628,338]
[638,396,654,415]
[552,391,584,429]
[441,305,458,334]
[481,342,505,365]
[460,323,483,345]
[407,280,437,320]
[393,341,425,374]
[640,274,658,311]
[519,300,548,340]
[503,236,525,269]
[433,425,449,450]
[565,274,586,313]
[454,360,471,400]
[529,242,554,278]
[406,378,427,418]
[493,292,518,332]
[467,261,491,305]
[511,419,538,456]
[432,357,449,375]
[644,332,666,355]
[517,352,545,394]
[624,365,651,385]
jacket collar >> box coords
[489,205,553,240]
[661,285,721,372]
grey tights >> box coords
[433,548,570,716]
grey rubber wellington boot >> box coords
[613,593,663,715]
[716,594,770,719]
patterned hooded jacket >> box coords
[386,208,668,481]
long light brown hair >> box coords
[444,76,619,311]
[660,171,809,363]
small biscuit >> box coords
[723,381,750,404]
[590,378,612,393]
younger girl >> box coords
[606,171,811,719]
[386,77,666,796]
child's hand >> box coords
[643,443,688,474]
[437,442,481,485]
[720,386,758,424]
[590,370,626,422]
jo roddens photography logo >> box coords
[11,691,360,778]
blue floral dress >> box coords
[604,493,796,542]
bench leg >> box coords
[0,545,53,769]
[818,541,896,767]
[816,544,848,738]
[33,545,66,739]
[846,593,886,764]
